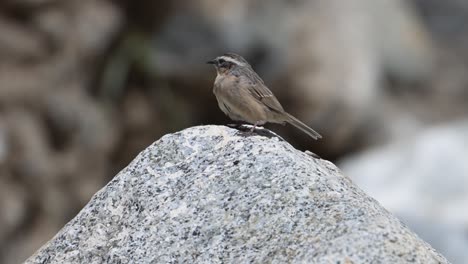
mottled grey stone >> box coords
[25,125,449,264]
[340,120,468,264]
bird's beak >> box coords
[206,59,216,65]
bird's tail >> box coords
[284,112,322,140]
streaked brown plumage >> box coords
[208,53,322,140]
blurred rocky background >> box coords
[0,0,467,263]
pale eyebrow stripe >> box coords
[218,56,246,66]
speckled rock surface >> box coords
[25,125,449,263]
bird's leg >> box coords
[250,121,262,132]
[250,124,256,132]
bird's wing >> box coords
[242,71,285,113]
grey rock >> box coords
[340,120,468,264]
[25,125,448,264]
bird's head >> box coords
[207,53,250,74]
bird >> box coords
[207,53,322,140]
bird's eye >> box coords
[218,59,226,64]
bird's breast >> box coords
[213,74,239,96]
[212,74,270,123]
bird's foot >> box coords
[250,121,264,133]
[227,123,244,129]
[227,123,258,133]
[227,123,260,133]
[227,123,284,140]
